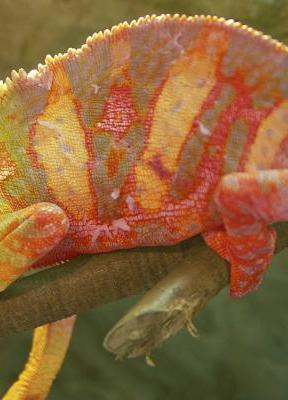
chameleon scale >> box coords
[1,14,288,399]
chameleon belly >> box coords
[1,15,288,267]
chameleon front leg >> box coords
[203,169,288,297]
[0,202,74,400]
[0,202,69,290]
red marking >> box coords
[97,85,137,139]
[148,154,172,179]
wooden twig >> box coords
[0,222,286,337]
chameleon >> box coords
[1,13,288,399]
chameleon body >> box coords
[1,14,288,399]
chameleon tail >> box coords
[0,202,72,398]
[3,316,76,400]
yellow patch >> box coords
[33,67,95,220]
[0,198,13,214]
[135,28,229,210]
[150,58,213,165]
[246,101,288,171]
[134,164,168,211]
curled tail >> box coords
[3,316,76,400]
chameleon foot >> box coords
[0,202,69,290]
[204,169,288,297]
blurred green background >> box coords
[1,0,288,399]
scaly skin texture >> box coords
[1,14,288,399]
[3,316,76,400]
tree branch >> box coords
[0,222,286,338]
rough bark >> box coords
[0,223,286,337]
